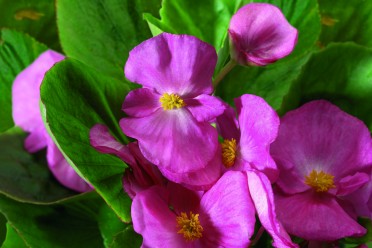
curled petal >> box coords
[216,103,240,141]
[185,94,225,123]
[229,3,298,66]
[122,88,161,118]
[124,33,216,97]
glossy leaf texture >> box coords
[318,0,372,49]
[0,29,47,133]
[0,0,60,51]
[281,43,372,131]
[216,0,320,109]
[57,0,161,79]
[41,58,133,222]
[0,192,104,248]
[0,127,75,203]
[1,223,28,248]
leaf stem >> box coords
[213,59,237,88]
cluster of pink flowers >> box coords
[12,2,372,247]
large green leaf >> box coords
[98,204,127,247]
[215,0,320,109]
[0,192,104,248]
[281,43,372,130]
[0,127,75,203]
[0,29,47,133]
[57,0,161,79]
[0,0,60,51]
[144,0,242,50]
[110,226,142,248]
[41,58,133,222]
[318,0,372,48]
[0,213,5,247]
[1,223,27,248]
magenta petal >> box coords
[235,94,279,181]
[271,100,372,192]
[200,171,255,247]
[131,186,186,247]
[185,94,225,122]
[12,50,64,151]
[247,171,297,248]
[120,108,218,173]
[46,141,92,192]
[229,3,297,66]
[337,172,370,196]
[159,149,223,191]
[216,103,240,141]
[275,191,366,241]
[122,88,161,118]
[124,33,216,97]
[24,126,48,152]
[89,124,136,165]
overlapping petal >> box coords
[185,94,225,122]
[122,88,161,118]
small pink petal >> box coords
[122,88,161,118]
[337,172,370,196]
[216,103,240,141]
[185,94,225,122]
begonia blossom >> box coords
[90,124,166,198]
[132,171,256,247]
[216,94,297,247]
[120,33,225,188]
[271,100,372,241]
[228,3,298,66]
[12,50,91,192]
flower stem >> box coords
[249,226,265,247]
[213,59,237,88]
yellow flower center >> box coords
[159,93,185,110]
[305,169,336,192]
[221,138,237,168]
[176,212,203,241]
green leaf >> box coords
[0,29,47,133]
[144,0,242,50]
[318,0,372,48]
[0,192,104,248]
[98,204,127,247]
[0,0,60,51]
[109,226,142,248]
[41,58,133,222]
[216,53,311,110]
[0,127,75,203]
[1,223,28,248]
[0,213,5,247]
[57,0,161,79]
[281,43,372,130]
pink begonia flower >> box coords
[132,171,256,247]
[120,33,225,188]
[12,50,92,193]
[228,3,298,66]
[271,100,372,241]
[216,94,297,248]
[89,124,166,198]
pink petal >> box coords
[158,149,223,191]
[345,177,372,219]
[120,108,219,174]
[46,141,92,192]
[247,171,298,248]
[131,186,187,247]
[275,190,366,241]
[337,172,370,196]
[216,103,240,141]
[229,3,298,66]
[235,94,279,182]
[89,124,135,165]
[185,94,225,122]
[122,88,161,118]
[200,171,255,247]
[124,33,216,97]
[271,100,372,194]
[12,50,64,151]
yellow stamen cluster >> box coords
[159,93,185,110]
[221,138,237,168]
[305,169,336,192]
[176,212,203,241]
